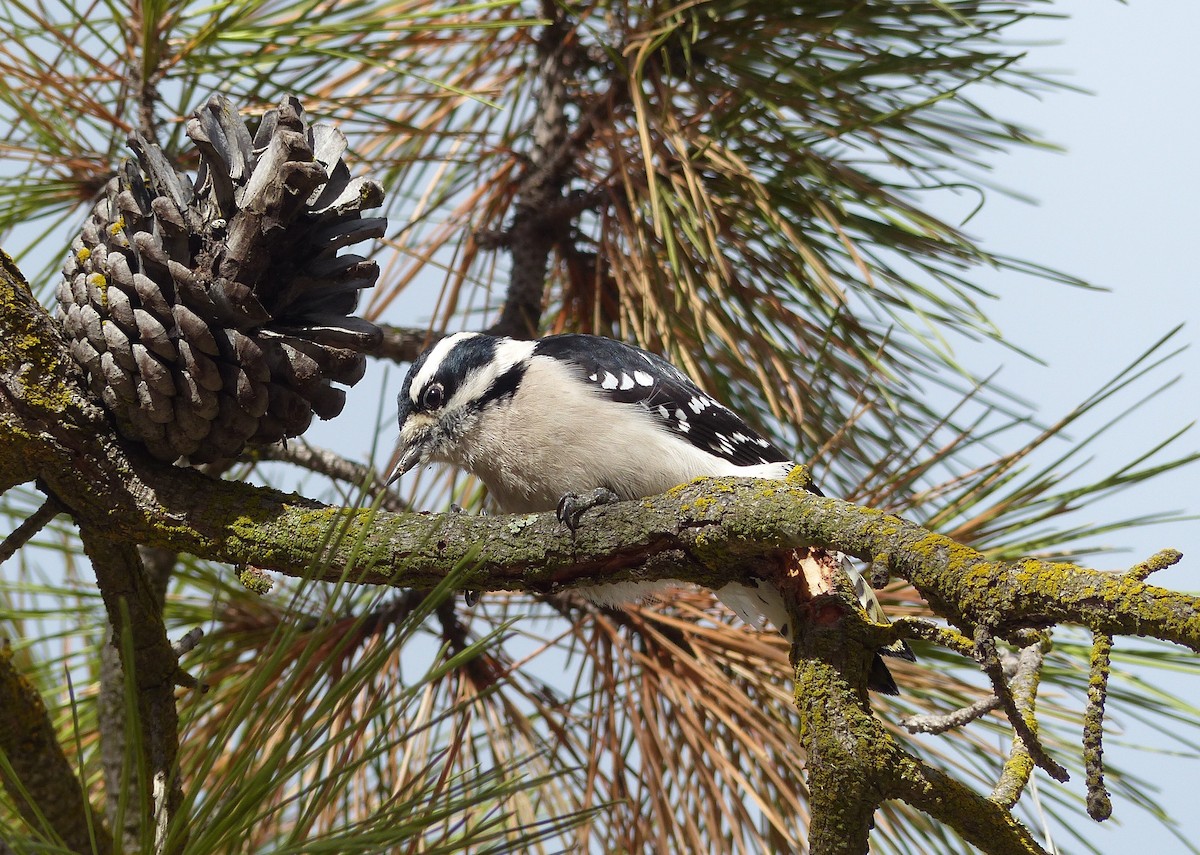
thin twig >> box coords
[172,628,204,657]
[1084,631,1114,821]
[172,669,208,691]
[904,693,1003,734]
[0,495,64,563]
[901,654,1019,734]
[885,617,975,657]
[373,324,442,365]
[986,631,1065,808]
[252,441,408,513]
[1127,548,1183,582]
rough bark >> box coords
[0,647,113,855]
[97,545,175,850]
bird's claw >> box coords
[555,487,619,532]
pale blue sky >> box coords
[942,3,1200,850]
[964,2,1199,573]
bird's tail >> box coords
[714,548,914,695]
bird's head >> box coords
[387,332,531,483]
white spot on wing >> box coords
[634,370,653,386]
[601,372,618,390]
[619,373,635,390]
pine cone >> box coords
[57,94,384,464]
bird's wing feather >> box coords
[533,334,790,467]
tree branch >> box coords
[79,532,182,852]
[486,4,577,338]
[901,651,1017,735]
[0,646,113,855]
[789,607,1049,854]
[9,374,1199,658]
[889,751,1049,855]
[95,546,176,849]
[372,324,441,365]
[989,637,1055,806]
[1084,631,1114,821]
[0,494,63,563]
[249,440,408,512]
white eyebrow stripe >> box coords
[410,332,478,402]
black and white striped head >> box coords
[389,332,533,481]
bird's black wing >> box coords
[533,334,790,467]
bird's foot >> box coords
[556,487,619,532]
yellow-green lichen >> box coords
[76,246,91,262]
[0,260,73,412]
[86,272,109,308]
[229,511,277,544]
[665,482,692,498]
[785,464,815,489]
[237,565,274,595]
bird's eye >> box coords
[420,383,445,410]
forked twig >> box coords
[982,629,1067,807]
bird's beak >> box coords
[386,440,425,486]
